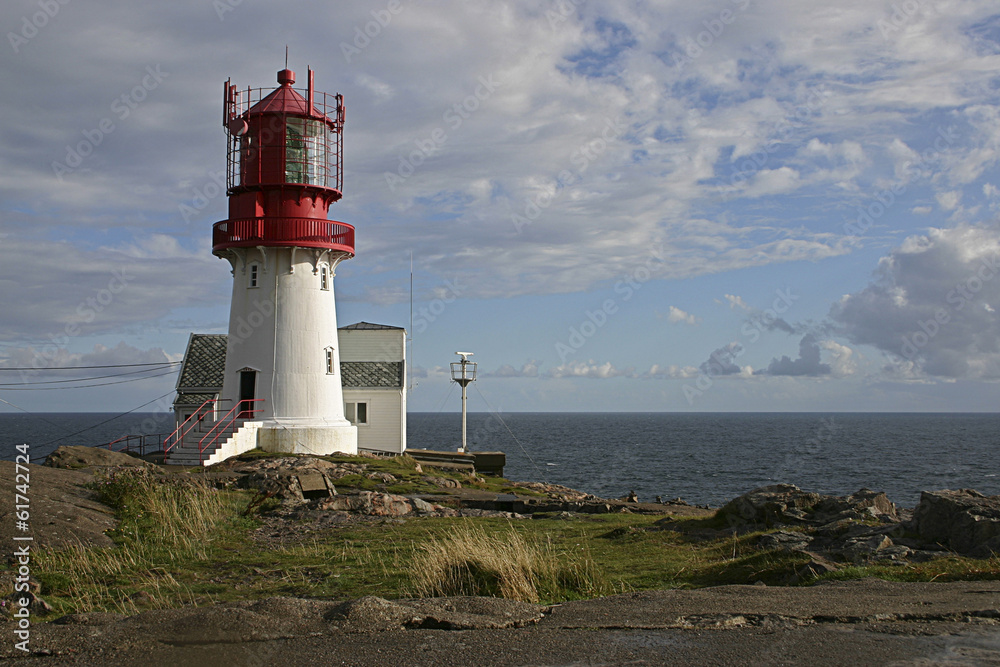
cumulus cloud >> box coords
[718,294,749,311]
[545,360,633,379]
[760,334,832,377]
[640,364,699,379]
[486,359,541,378]
[699,342,744,377]
[666,306,699,325]
[830,224,1000,379]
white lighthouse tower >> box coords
[209,66,357,455]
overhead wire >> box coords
[472,383,546,483]
[0,369,178,391]
[0,361,181,371]
[0,365,181,386]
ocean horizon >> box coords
[2,411,996,507]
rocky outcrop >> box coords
[718,484,897,528]
[910,489,1000,557]
[319,491,445,517]
[44,445,154,470]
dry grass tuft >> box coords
[409,522,613,603]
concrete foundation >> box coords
[256,420,357,455]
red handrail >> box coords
[163,397,221,453]
[197,399,264,464]
[212,217,354,254]
[104,433,171,457]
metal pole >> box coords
[461,380,468,452]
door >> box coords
[239,370,256,418]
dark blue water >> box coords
[408,412,999,507]
[2,412,997,507]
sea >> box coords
[1,411,997,508]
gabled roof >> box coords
[339,322,405,331]
[341,361,404,388]
[176,334,227,391]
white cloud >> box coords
[831,223,1000,379]
[718,294,749,311]
[545,360,633,379]
[936,190,962,211]
[666,306,699,325]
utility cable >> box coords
[0,369,177,391]
[0,366,179,386]
[0,361,181,371]
[473,383,547,483]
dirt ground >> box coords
[0,580,998,665]
[2,456,999,665]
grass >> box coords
[409,522,615,603]
[12,463,1000,616]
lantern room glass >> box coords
[285,118,329,186]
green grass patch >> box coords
[20,469,1000,616]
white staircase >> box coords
[165,420,262,467]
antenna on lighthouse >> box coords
[450,352,477,453]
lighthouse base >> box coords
[257,420,358,456]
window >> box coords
[325,347,335,374]
[285,118,328,185]
[320,265,329,291]
[345,401,368,425]
[248,264,259,288]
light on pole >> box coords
[450,352,477,452]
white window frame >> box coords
[345,400,369,426]
[320,265,329,291]
[325,347,335,374]
[248,263,259,288]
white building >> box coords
[171,322,406,459]
[339,322,407,455]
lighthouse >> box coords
[210,66,357,455]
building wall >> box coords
[219,246,352,430]
[343,388,405,454]
[340,327,406,454]
[339,329,405,362]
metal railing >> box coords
[163,397,221,453]
[196,399,264,464]
[212,217,354,254]
[104,433,171,458]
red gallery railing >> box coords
[212,217,354,254]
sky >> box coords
[1,0,999,414]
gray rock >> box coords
[911,489,1000,557]
[718,484,822,527]
[757,530,812,552]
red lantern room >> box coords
[212,68,355,256]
